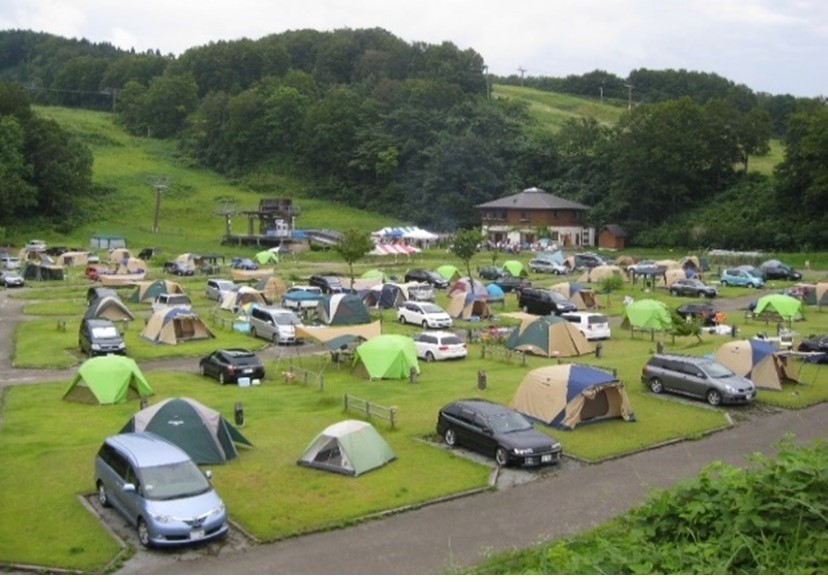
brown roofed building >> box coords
[598,224,627,250]
[475,187,594,248]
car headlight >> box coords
[91,343,101,350]
[512,448,533,455]
[206,502,225,517]
[118,342,126,349]
[148,512,175,524]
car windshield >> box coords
[548,291,567,302]
[91,326,119,339]
[218,281,235,290]
[698,361,735,379]
[421,304,445,314]
[274,312,301,325]
[140,461,211,501]
[490,411,532,434]
[426,271,442,280]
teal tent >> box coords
[120,397,252,465]
[298,420,396,476]
[316,294,372,325]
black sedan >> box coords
[798,335,828,364]
[478,266,507,281]
[163,261,195,276]
[404,269,449,289]
[676,302,720,325]
[436,399,562,468]
[669,279,717,298]
[492,275,532,293]
[199,348,265,385]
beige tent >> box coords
[510,364,635,430]
[662,268,687,287]
[174,253,199,269]
[614,255,636,267]
[220,286,268,311]
[295,320,382,345]
[713,339,799,391]
[552,283,600,310]
[140,308,215,345]
[84,295,134,322]
[55,251,90,267]
[446,291,490,320]
[682,256,702,270]
[115,257,148,274]
[255,276,288,302]
[131,280,184,303]
[231,268,274,282]
[655,259,682,271]
[504,315,595,358]
[577,265,626,284]
[108,248,132,262]
[99,273,146,286]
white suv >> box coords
[560,311,611,340]
[412,331,467,361]
[151,293,192,312]
[397,301,452,329]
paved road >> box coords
[2,284,826,574]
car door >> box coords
[103,449,133,519]
[675,362,709,399]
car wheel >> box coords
[706,389,722,407]
[698,292,706,298]
[649,377,664,394]
[721,280,728,287]
[444,428,457,447]
[273,333,280,344]
[747,283,754,288]
[495,447,509,467]
[399,316,406,324]
[670,289,678,296]
[422,320,429,329]
[251,326,258,338]
[425,351,435,362]
[97,482,110,508]
[199,364,206,376]
[218,371,226,385]
[137,518,151,548]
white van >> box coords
[151,293,192,312]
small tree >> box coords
[451,228,484,283]
[333,229,374,291]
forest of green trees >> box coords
[0,28,825,249]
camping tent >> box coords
[622,299,672,331]
[108,248,131,262]
[803,283,828,307]
[84,295,134,322]
[115,257,147,274]
[486,283,505,300]
[316,294,372,325]
[361,269,387,282]
[370,283,407,309]
[231,267,274,282]
[63,355,153,404]
[352,335,420,380]
[130,280,184,303]
[713,339,799,391]
[140,307,215,344]
[298,419,396,476]
[510,364,635,430]
[55,251,90,267]
[753,294,804,322]
[662,268,687,287]
[255,276,287,302]
[446,291,491,320]
[550,282,598,310]
[255,250,278,265]
[504,315,595,357]
[436,265,460,282]
[295,320,381,345]
[502,260,527,277]
[220,285,267,312]
[655,259,682,271]
[120,397,252,464]
[448,277,489,297]
[576,265,626,284]
[22,263,65,281]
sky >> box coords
[1,0,825,97]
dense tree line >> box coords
[0,29,825,249]
[0,81,97,234]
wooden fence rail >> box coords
[343,394,397,429]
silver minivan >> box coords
[94,433,228,547]
[249,306,301,343]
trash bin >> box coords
[234,402,244,426]
[477,370,487,391]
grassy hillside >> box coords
[31,107,394,253]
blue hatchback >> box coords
[720,268,764,288]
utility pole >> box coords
[483,65,490,100]
[600,84,604,103]
[625,83,634,110]
[517,66,526,86]
[151,177,168,233]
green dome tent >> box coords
[621,299,672,331]
[352,335,420,380]
[360,269,387,282]
[436,265,460,282]
[120,397,252,464]
[298,419,396,476]
[63,355,154,404]
[502,260,527,277]
[753,294,804,322]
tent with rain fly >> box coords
[220,285,267,312]
[504,315,595,357]
[511,364,635,430]
[436,265,461,282]
[130,280,184,303]
[316,293,372,325]
[22,263,65,281]
[446,291,491,320]
[115,258,148,275]
[352,335,419,380]
[662,268,688,287]
[120,397,252,464]
[108,248,132,262]
[753,294,804,322]
[577,265,626,284]
[622,299,672,331]
[140,307,215,344]
[63,355,153,404]
[502,260,527,277]
[802,282,828,307]
[713,339,799,391]
[255,275,287,303]
[298,420,396,476]
[375,283,407,309]
[55,251,90,267]
[448,277,489,297]
[295,320,381,345]
[550,282,598,310]
[84,295,134,322]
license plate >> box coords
[189,529,205,540]
[243,368,253,374]
[541,454,553,463]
